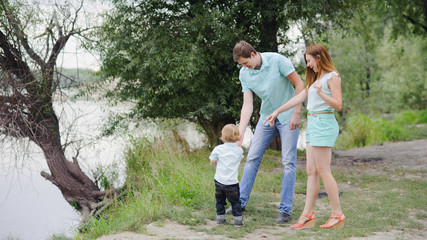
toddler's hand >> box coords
[210,160,217,166]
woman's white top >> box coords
[307,71,341,112]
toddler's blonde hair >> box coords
[220,124,240,142]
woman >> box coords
[265,44,345,229]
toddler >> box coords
[209,124,244,227]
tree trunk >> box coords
[34,109,104,219]
[40,141,103,218]
[197,117,225,146]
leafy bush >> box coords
[418,109,427,124]
[394,110,427,125]
[336,113,408,149]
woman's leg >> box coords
[296,143,320,224]
[312,146,343,224]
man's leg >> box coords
[239,120,278,209]
[276,120,299,222]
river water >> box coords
[0,97,305,240]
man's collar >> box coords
[256,52,269,70]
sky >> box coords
[36,0,110,71]
[57,36,100,71]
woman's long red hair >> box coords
[304,44,341,92]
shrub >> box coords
[336,113,408,149]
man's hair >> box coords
[233,40,257,61]
[220,124,240,143]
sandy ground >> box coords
[97,139,427,240]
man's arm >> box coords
[238,91,253,146]
[287,71,304,130]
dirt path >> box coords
[97,139,427,240]
[332,139,427,170]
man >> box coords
[230,40,304,223]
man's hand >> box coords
[237,133,244,147]
[289,112,300,130]
[210,160,217,166]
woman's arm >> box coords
[264,90,307,127]
[315,74,342,111]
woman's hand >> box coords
[314,80,322,94]
[264,110,279,127]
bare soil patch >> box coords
[333,139,427,170]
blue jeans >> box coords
[215,180,242,216]
[240,119,299,214]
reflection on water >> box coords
[0,97,305,240]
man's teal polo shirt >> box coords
[239,52,296,125]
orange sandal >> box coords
[320,212,345,229]
[291,212,316,229]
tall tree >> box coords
[0,0,109,222]
[374,0,427,36]
[95,0,361,145]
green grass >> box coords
[75,137,427,239]
[336,110,427,149]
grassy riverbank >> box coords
[74,135,427,240]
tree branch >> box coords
[0,5,46,67]
[403,13,427,32]
[41,171,59,186]
[0,31,38,85]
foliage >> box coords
[394,109,427,125]
[124,137,212,207]
[373,34,427,112]
[318,3,426,117]
[92,162,121,190]
[93,0,362,145]
[372,0,427,37]
[336,110,427,149]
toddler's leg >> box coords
[215,180,227,224]
[226,183,244,227]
